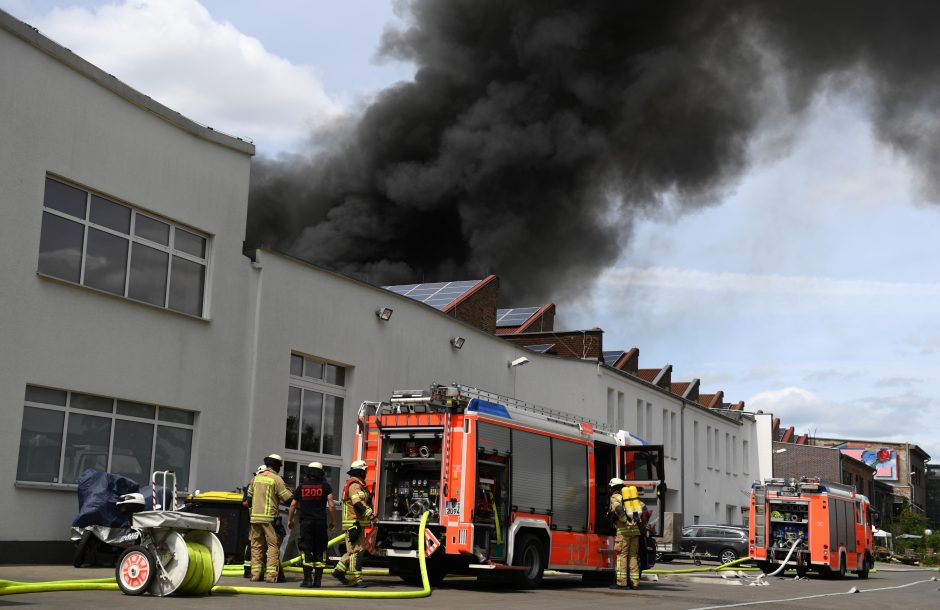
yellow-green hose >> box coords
[646,556,757,574]
[211,512,431,598]
[0,513,432,600]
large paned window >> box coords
[285,353,347,468]
[16,385,196,489]
[38,177,209,317]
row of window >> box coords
[38,177,209,317]
[16,385,195,488]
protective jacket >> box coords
[341,476,373,530]
[248,470,293,523]
[609,492,640,536]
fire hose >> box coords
[0,511,432,600]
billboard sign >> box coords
[840,447,898,481]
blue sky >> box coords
[4,0,938,463]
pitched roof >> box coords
[495,303,555,334]
[383,276,497,313]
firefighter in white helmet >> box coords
[288,462,335,588]
[608,477,641,590]
[247,454,293,582]
[332,459,373,587]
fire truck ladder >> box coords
[451,383,610,433]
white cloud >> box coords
[599,266,940,300]
[30,0,341,153]
[748,386,938,459]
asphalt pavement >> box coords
[0,561,936,609]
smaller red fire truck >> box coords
[748,477,874,578]
[351,383,666,588]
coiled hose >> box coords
[0,512,432,600]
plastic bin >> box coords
[187,491,248,564]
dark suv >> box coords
[676,525,749,565]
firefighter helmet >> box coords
[307,461,323,470]
[350,460,367,470]
[255,464,266,475]
[609,477,624,487]
[267,453,283,462]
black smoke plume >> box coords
[247,0,940,304]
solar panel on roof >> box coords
[382,279,482,311]
[603,350,626,365]
[495,306,541,327]
[524,343,554,354]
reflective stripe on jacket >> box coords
[341,477,373,529]
[248,471,293,523]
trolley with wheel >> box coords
[114,471,225,597]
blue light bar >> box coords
[467,398,511,419]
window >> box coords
[637,399,644,436]
[16,385,195,488]
[286,353,347,459]
[645,402,652,440]
[743,440,750,475]
[607,388,615,428]
[617,392,625,430]
[732,434,738,474]
[694,421,701,482]
[670,412,677,460]
[283,461,341,498]
[38,177,209,317]
[714,428,720,469]
[707,425,713,469]
[662,409,669,456]
[725,433,731,473]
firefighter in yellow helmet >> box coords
[332,459,374,588]
[608,478,641,590]
[247,454,293,582]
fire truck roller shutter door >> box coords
[511,431,551,515]
[551,439,588,532]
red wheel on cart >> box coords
[116,545,156,595]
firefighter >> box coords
[247,453,293,582]
[609,478,641,590]
[623,484,647,584]
[241,464,266,578]
[332,459,374,588]
[288,461,336,588]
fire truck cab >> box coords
[353,383,665,588]
[749,477,874,578]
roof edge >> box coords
[1,9,255,156]
[443,274,498,313]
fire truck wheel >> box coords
[856,551,871,580]
[511,533,546,589]
[796,565,808,578]
[836,554,846,579]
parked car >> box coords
[675,525,749,565]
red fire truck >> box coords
[352,383,665,588]
[748,477,874,578]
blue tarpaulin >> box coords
[72,470,139,528]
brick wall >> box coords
[502,329,604,359]
[448,277,498,333]
[772,441,841,482]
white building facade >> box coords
[0,10,767,560]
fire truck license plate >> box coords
[445,506,460,515]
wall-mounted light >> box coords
[774,448,787,454]
[375,307,393,321]
[508,356,529,368]
[450,337,466,349]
